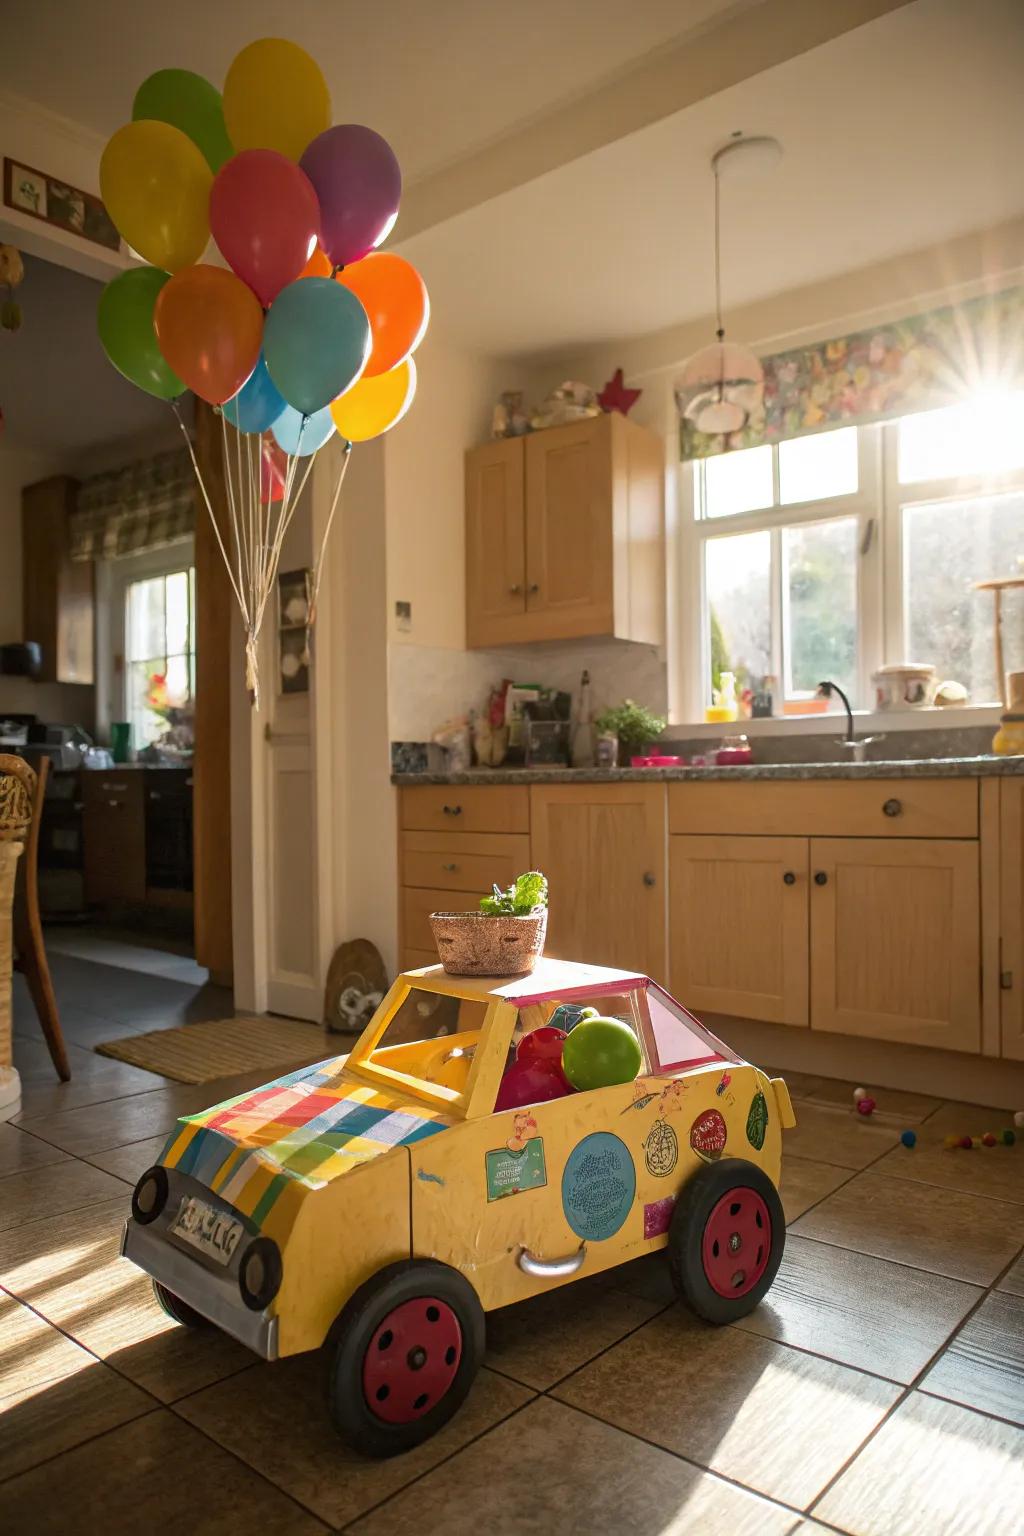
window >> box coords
[125,565,196,747]
[681,391,1024,718]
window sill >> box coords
[667,705,1002,738]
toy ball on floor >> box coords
[1003,1128,1016,1146]
[561,1015,642,1092]
[494,1059,571,1112]
[855,1096,876,1117]
[900,1129,916,1148]
[1015,1111,1024,1129]
[853,1087,868,1103]
[982,1131,998,1147]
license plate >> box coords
[171,1196,244,1266]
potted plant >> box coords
[594,699,667,765]
[430,871,548,977]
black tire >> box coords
[153,1279,211,1329]
[326,1260,485,1458]
[667,1158,785,1324]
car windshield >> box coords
[364,987,490,1099]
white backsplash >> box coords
[388,637,668,742]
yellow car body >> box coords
[122,957,795,1364]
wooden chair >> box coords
[0,754,70,1081]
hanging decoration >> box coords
[0,243,25,332]
[674,136,781,439]
[96,38,430,705]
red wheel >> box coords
[700,1188,771,1299]
[362,1297,463,1425]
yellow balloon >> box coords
[223,38,331,161]
[330,358,417,443]
[100,120,211,272]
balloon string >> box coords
[219,408,248,621]
[309,438,353,627]
[172,401,246,619]
[253,417,308,636]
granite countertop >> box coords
[392,755,1024,786]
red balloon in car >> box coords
[494,1059,571,1112]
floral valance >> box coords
[70,448,195,561]
[681,285,1024,460]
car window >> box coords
[494,990,649,1111]
[645,984,733,1072]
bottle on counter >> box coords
[571,669,596,768]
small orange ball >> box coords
[982,1132,997,1147]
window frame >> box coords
[95,537,196,747]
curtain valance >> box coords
[70,448,195,561]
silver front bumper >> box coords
[121,1216,279,1361]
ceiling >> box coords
[397,0,1024,356]
[0,254,173,452]
[0,0,750,184]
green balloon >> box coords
[133,69,233,173]
[561,1016,643,1092]
[97,267,184,401]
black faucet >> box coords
[817,680,882,763]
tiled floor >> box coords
[2,945,1024,1534]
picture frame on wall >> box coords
[3,157,121,252]
[277,568,312,695]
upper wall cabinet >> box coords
[22,476,94,685]
[465,413,664,649]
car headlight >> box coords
[131,1166,168,1226]
[239,1237,282,1311]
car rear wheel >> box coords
[667,1159,785,1324]
[153,1279,211,1329]
[326,1260,485,1458]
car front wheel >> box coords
[153,1279,211,1329]
[667,1159,785,1324]
[326,1260,485,1458]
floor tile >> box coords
[610,1251,678,1304]
[0,1196,253,1402]
[999,1250,1024,1297]
[552,1305,899,1508]
[782,1102,900,1170]
[0,1408,327,1533]
[12,1085,195,1154]
[763,1067,827,1100]
[0,1289,152,1478]
[815,1391,1024,1536]
[0,1123,68,1177]
[178,1356,533,1529]
[780,1155,853,1224]
[485,1277,663,1388]
[83,1136,169,1185]
[797,1077,942,1124]
[12,1042,174,1118]
[0,1158,128,1234]
[920,1290,1024,1425]
[873,1101,1024,1205]
[791,1172,1024,1285]
[735,1234,981,1383]
[350,1395,802,1536]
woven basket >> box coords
[429,909,547,977]
[0,841,22,1070]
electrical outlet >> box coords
[395,601,412,633]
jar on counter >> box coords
[993,713,1024,755]
[715,734,752,766]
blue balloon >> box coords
[263,277,371,416]
[271,404,336,457]
[222,353,286,434]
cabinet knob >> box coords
[642,871,656,887]
[108,799,121,809]
[442,804,462,816]
[528,583,539,594]
[783,871,796,885]
[814,870,828,886]
[508,583,522,595]
[882,798,902,818]
[441,862,458,872]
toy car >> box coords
[122,958,795,1457]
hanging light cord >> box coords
[713,166,724,343]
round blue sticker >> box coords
[561,1132,636,1242]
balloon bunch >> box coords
[96,39,428,703]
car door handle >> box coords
[517,1243,587,1278]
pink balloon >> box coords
[211,149,320,307]
[300,125,401,268]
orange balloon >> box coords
[329,358,416,443]
[335,253,428,377]
[301,245,332,278]
[154,265,263,405]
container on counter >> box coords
[715,735,752,766]
[630,755,682,768]
[993,713,1024,755]
[595,732,618,769]
[872,663,936,710]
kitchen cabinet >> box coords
[82,771,146,905]
[465,413,664,649]
[529,783,666,977]
[21,476,94,685]
[669,835,809,1026]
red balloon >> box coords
[154,264,263,404]
[260,438,287,503]
[494,1059,572,1113]
[517,1026,567,1067]
[211,149,320,307]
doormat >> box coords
[95,1015,338,1084]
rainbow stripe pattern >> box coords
[158,1057,448,1235]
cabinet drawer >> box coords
[401,830,531,893]
[400,785,529,834]
[668,779,977,839]
[82,772,144,813]
[402,886,494,951]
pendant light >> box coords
[675,134,782,437]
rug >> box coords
[95,1015,340,1084]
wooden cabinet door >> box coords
[524,417,613,639]
[669,836,809,1025]
[530,784,665,977]
[82,773,146,905]
[810,838,981,1051]
[465,439,525,647]
[999,780,1024,1060]
[22,476,93,684]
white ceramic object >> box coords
[0,1064,21,1123]
[872,664,936,710]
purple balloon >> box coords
[300,124,401,269]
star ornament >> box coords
[597,367,642,415]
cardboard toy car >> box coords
[122,957,795,1456]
